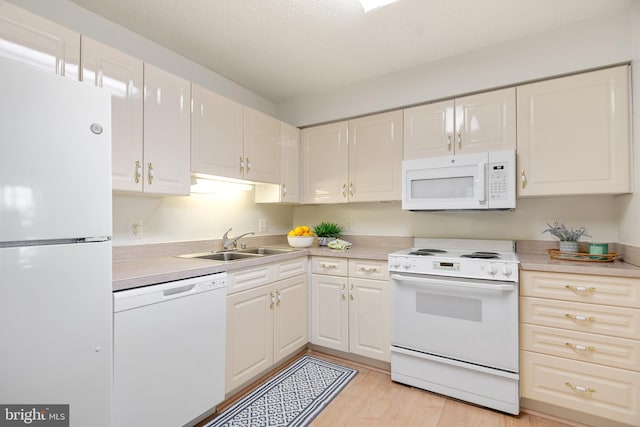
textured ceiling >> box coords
[68,0,634,103]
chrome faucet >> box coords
[222,228,255,250]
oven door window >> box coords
[390,273,518,372]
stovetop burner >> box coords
[460,251,500,259]
[408,248,447,256]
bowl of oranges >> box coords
[287,225,314,248]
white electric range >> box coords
[388,238,521,415]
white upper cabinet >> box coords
[243,107,281,184]
[348,110,403,202]
[191,88,281,184]
[517,66,631,197]
[280,122,301,203]
[0,0,79,79]
[81,36,144,192]
[302,121,349,203]
[404,88,516,159]
[143,63,191,195]
[302,110,402,204]
[191,84,244,179]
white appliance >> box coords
[402,150,516,211]
[113,273,228,427]
[389,238,520,414]
[0,59,112,425]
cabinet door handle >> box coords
[341,284,346,300]
[282,184,287,197]
[147,162,154,185]
[565,382,595,395]
[276,289,281,306]
[240,157,245,173]
[447,133,452,151]
[349,283,354,301]
[270,291,276,309]
[565,342,596,353]
[246,157,251,173]
[342,183,348,198]
[565,313,596,323]
[134,160,142,183]
[349,182,354,197]
[521,169,527,189]
[456,131,462,149]
[565,285,596,295]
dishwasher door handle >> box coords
[163,284,196,297]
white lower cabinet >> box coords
[310,257,390,362]
[520,270,640,426]
[225,258,308,393]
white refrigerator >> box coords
[0,58,113,426]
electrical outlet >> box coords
[258,218,268,233]
[128,221,143,239]
[345,219,352,232]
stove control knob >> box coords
[403,258,413,269]
[502,265,513,277]
[487,264,497,276]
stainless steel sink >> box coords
[177,247,299,262]
[235,247,298,255]
[178,251,262,261]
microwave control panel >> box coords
[488,163,509,201]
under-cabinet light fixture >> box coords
[190,176,254,194]
[358,0,399,13]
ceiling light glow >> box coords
[358,0,399,13]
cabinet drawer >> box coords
[521,297,640,340]
[521,270,640,309]
[227,265,273,294]
[349,259,389,280]
[311,256,348,276]
[521,323,640,372]
[274,257,308,280]
[521,351,640,426]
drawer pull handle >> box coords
[565,342,596,353]
[565,382,595,395]
[270,291,276,309]
[359,266,378,273]
[565,314,595,323]
[341,284,346,300]
[320,263,338,269]
[565,285,596,295]
[349,283,354,301]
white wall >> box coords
[293,196,619,243]
[112,191,293,246]
[277,9,633,127]
[7,0,276,115]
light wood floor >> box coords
[207,350,589,427]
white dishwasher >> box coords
[113,272,227,427]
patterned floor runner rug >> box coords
[206,355,358,427]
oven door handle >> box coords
[390,273,516,291]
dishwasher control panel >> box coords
[196,276,227,291]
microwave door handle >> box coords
[391,273,516,291]
[476,164,486,203]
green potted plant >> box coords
[542,221,590,253]
[313,222,343,246]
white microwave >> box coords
[402,150,516,211]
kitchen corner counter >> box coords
[113,236,410,292]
